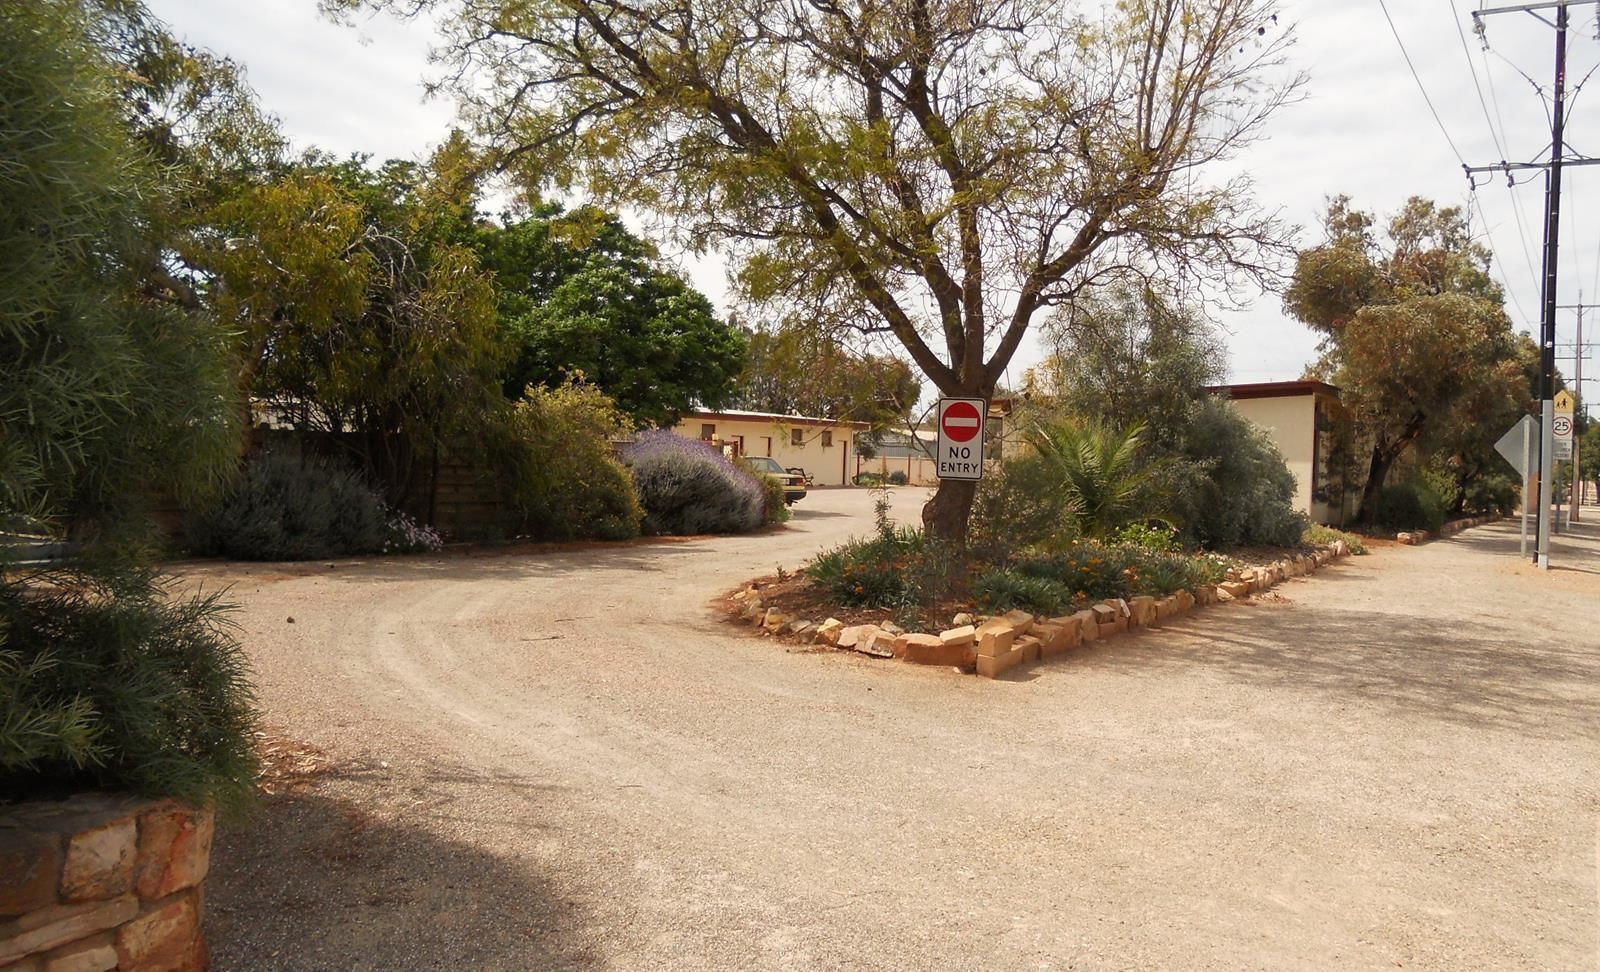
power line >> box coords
[1380,0,1469,164]
[1470,191,1537,327]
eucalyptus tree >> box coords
[333,0,1303,538]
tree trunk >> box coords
[922,477,978,543]
[1356,446,1396,524]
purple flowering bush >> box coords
[623,431,767,535]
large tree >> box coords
[476,206,746,425]
[1286,197,1528,522]
[332,0,1302,539]
[729,322,922,437]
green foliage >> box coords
[1167,397,1308,549]
[1,0,239,544]
[1302,524,1368,555]
[975,543,1229,614]
[1025,420,1168,540]
[498,381,642,541]
[0,574,260,816]
[624,432,767,535]
[1375,480,1448,533]
[806,493,958,622]
[972,570,1075,616]
[967,451,1078,558]
[188,452,440,560]
[756,475,791,526]
[1113,522,1181,551]
[1287,196,1526,521]
[478,207,745,426]
[729,321,922,435]
[886,470,910,486]
[1032,283,1226,453]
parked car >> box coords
[741,456,808,505]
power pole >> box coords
[1557,300,1588,514]
[1466,0,1583,568]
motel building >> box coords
[673,409,870,487]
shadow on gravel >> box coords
[1078,601,1600,741]
[207,760,595,971]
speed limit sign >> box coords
[1552,414,1573,439]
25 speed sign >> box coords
[935,398,987,480]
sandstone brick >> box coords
[1126,596,1157,627]
[975,646,1023,678]
[951,612,974,626]
[1,955,42,972]
[0,829,62,918]
[59,818,135,904]
[0,897,137,967]
[1031,622,1063,657]
[1175,590,1195,612]
[115,892,198,971]
[1000,610,1034,635]
[134,806,212,905]
[858,630,897,658]
[836,624,876,649]
[814,618,844,645]
[1097,618,1126,639]
[1015,635,1042,663]
[900,633,972,667]
[938,625,975,647]
[976,621,1014,657]
[1073,610,1099,641]
[1220,581,1250,599]
[42,932,115,972]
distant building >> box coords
[1209,380,1346,525]
[674,409,870,486]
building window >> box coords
[821,430,833,448]
[790,428,804,446]
[700,423,715,440]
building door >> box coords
[763,435,772,457]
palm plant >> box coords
[1025,419,1170,539]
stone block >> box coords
[938,625,976,647]
[1000,610,1034,635]
[976,622,1014,658]
[1097,618,1126,639]
[975,646,1023,678]
[61,818,135,903]
[0,829,62,917]
[1153,596,1176,621]
[1220,581,1250,599]
[42,932,116,972]
[880,621,905,636]
[1175,590,1195,612]
[1074,610,1099,641]
[1215,586,1234,602]
[901,633,972,667]
[951,612,974,626]
[1031,622,1063,657]
[0,897,137,967]
[1126,596,1157,627]
[134,804,212,903]
[1014,635,1042,663]
[836,624,876,649]
[815,618,844,645]
[858,630,896,658]
[1090,603,1118,624]
[761,608,788,632]
[115,891,199,972]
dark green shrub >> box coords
[624,431,766,535]
[1170,398,1308,548]
[188,452,400,560]
[972,569,1074,615]
[1462,472,1517,516]
[755,474,791,525]
[0,574,259,815]
[1113,522,1180,551]
[1303,523,1369,554]
[968,452,1077,558]
[499,381,642,541]
[1376,480,1447,532]
[887,470,909,486]
[1008,542,1227,603]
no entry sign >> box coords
[936,398,987,480]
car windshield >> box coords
[745,457,784,474]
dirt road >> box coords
[186,492,1600,970]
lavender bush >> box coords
[623,431,766,535]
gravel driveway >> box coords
[183,492,1600,970]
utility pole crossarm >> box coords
[1465,158,1600,175]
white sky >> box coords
[147,0,1600,396]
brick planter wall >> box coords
[1,795,212,971]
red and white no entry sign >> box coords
[935,397,987,481]
[941,400,983,442]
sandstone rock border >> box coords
[1,795,212,971]
[730,539,1367,679]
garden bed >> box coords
[721,539,1357,678]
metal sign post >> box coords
[1494,415,1539,557]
